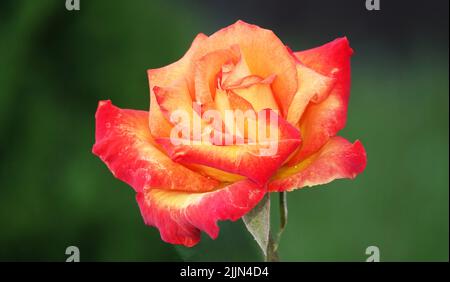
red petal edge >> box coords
[269,136,367,192]
[92,100,219,193]
[136,180,265,247]
[92,100,266,246]
[288,37,354,165]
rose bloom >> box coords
[93,21,367,247]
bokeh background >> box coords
[0,0,448,261]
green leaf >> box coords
[242,193,271,257]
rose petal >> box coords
[185,164,246,183]
[148,33,208,138]
[286,63,336,125]
[149,91,174,138]
[148,33,208,97]
[226,89,255,112]
[231,75,280,113]
[269,136,367,192]
[153,80,194,121]
[194,48,240,104]
[287,37,353,165]
[92,100,219,193]
[221,48,252,87]
[198,20,298,115]
[136,179,265,247]
[152,80,205,138]
[149,21,297,118]
[156,109,301,185]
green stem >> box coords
[265,232,280,262]
[264,192,288,262]
[274,191,287,252]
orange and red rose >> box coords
[92,21,367,247]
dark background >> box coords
[0,0,448,261]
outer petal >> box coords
[149,91,173,138]
[147,33,208,98]
[269,137,367,192]
[136,179,265,247]
[92,100,219,193]
[148,33,208,138]
[153,79,193,121]
[286,63,335,125]
[156,109,301,185]
[287,37,353,165]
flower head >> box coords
[93,21,367,247]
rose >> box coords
[92,21,367,247]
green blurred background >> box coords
[0,0,448,261]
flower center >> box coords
[214,55,280,114]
